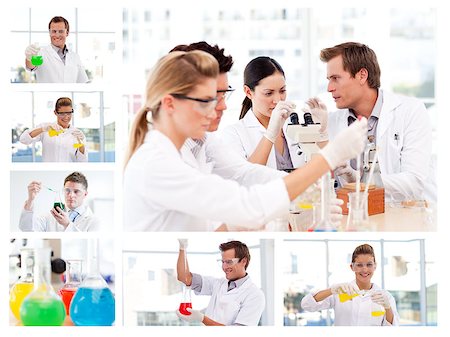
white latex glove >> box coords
[304,97,328,140]
[41,123,63,132]
[25,43,40,61]
[334,163,357,184]
[71,129,85,141]
[371,290,391,309]
[264,101,296,143]
[319,117,367,170]
[330,197,344,226]
[330,282,360,295]
[178,239,188,250]
[175,308,204,323]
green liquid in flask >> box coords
[20,297,66,326]
[31,55,43,66]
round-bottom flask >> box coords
[20,247,66,326]
[9,248,35,321]
[70,239,115,326]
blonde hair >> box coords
[124,50,219,167]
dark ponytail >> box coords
[239,56,285,119]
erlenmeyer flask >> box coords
[20,247,66,326]
[53,190,65,213]
[9,248,35,321]
[179,285,192,315]
[59,259,82,316]
[371,297,386,317]
[70,239,115,326]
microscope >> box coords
[361,141,383,187]
[286,112,327,163]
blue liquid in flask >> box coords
[70,287,115,326]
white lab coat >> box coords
[221,111,306,169]
[123,130,290,231]
[301,281,399,326]
[19,124,88,162]
[19,205,99,232]
[181,132,286,187]
[195,275,265,326]
[29,44,88,83]
[329,90,436,202]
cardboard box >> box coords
[336,183,385,215]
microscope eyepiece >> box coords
[290,112,299,125]
[303,112,314,125]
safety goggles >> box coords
[171,93,217,116]
[217,258,240,267]
[56,110,74,117]
[352,262,376,270]
[216,86,235,104]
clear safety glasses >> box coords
[171,93,217,116]
[216,86,235,104]
[217,258,240,267]
[64,188,85,197]
[352,262,376,270]
[49,29,67,35]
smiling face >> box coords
[326,55,365,110]
[54,104,73,128]
[49,21,68,49]
[245,72,286,120]
[221,248,247,281]
[350,254,376,288]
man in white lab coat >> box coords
[19,171,99,232]
[176,239,265,326]
[24,16,89,83]
[169,42,343,230]
[309,42,436,202]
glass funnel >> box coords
[9,248,35,321]
[70,239,115,326]
[59,259,83,316]
[19,247,66,326]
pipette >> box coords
[43,185,57,193]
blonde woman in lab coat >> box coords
[19,97,87,162]
[123,50,368,231]
[301,244,399,326]
[221,56,328,170]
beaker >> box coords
[70,239,115,326]
[59,259,82,315]
[314,172,337,231]
[30,43,43,66]
[9,248,35,321]
[179,285,192,315]
[371,298,386,317]
[19,247,66,326]
[346,192,372,231]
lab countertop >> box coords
[289,202,436,232]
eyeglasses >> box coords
[49,29,67,35]
[216,86,235,103]
[56,110,74,117]
[171,93,217,116]
[352,262,376,269]
[64,188,85,197]
[217,258,240,267]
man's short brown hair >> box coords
[320,42,381,89]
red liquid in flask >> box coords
[60,288,77,314]
[179,302,192,315]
